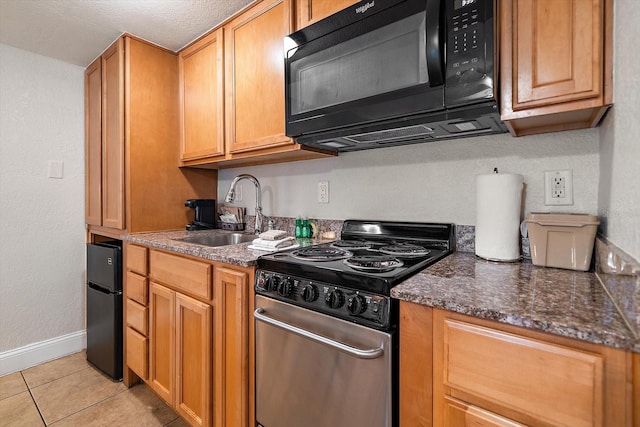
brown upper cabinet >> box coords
[295,0,360,29]
[500,0,613,136]
[225,0,293,154]
[85,56,104,227]
[178,28,225,162]
[85,35,215,235]
[178,0,335,168]
[86,39,124,229]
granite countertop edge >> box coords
[391,252,640,353]
[125,229,325,268]
[125,229,264,268]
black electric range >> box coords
[255,220,455,330]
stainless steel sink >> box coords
[176,233,254,247]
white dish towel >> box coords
[248,236,298,252]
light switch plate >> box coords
[48,160,64,179]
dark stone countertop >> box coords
[391,252,639,352]
[125,229,321,268]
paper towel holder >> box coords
[475,170,524,262]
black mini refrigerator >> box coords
[86,241,123,380]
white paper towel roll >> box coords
[475,172,524,261]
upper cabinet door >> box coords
[224,0,294,154]
[101,38,125,230]
[295,0,360,30]
[85,58,102,226]
[179,28,225,161]
[500,0,612,136]
[511,0,603,110]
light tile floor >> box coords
[0,352,189,426]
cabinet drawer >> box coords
[444,397,524,427]
[126,299,148,335]
[149,250,212,299]
[127,271,148,305]
[126,327,148,380]
[127,244,148,275]
[440,319,603,427]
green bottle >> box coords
[301,218,311,238]
[295,218,303,238]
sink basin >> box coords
[177,233,255,247]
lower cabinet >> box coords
[400,302,635,427]
[149,282,212,427]
[124,243,254,427]
[148,283,176,405]
[213,265,250,427]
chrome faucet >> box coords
[224,174,272,234]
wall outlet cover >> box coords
[318,181,329,203]
[544,170,573,206]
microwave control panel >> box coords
[445,0,490,87]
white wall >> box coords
[0,44,86,358]
[598,0,640,261]
[219,129,599,227]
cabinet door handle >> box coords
[254,308,384,359]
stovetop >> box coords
[257,220,455,295]
[255,220,454,330]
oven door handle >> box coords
[254,308,384,359]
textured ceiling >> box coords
[0,0,253,67]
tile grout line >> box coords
[45,388,129,426]
[25,364,94,392]
[21,371,47,426]
[28,367,131,426]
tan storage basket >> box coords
[525,213,599,271]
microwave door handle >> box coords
[254,308,384,359]
[426,0,444,86]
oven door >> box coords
[255,295,395,427]
[285,0,445,138]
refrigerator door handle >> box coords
[88,282,122,295]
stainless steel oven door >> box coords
[255,295,394,427]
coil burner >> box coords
[290,247,352,262]
[343,255,404,272]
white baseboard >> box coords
[0,330,86,376]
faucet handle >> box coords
[260,213,276,231]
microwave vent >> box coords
[344,125,435,144]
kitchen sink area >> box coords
[174,232,255,247]
[125,229,266,267]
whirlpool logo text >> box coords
[356,1,375,14]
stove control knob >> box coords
[347,295,367,315]
[325,289,345,309]
[277,277,293,297]
[302,284,319,302]
[264,275,280,292]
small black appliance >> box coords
[86,240,123,380]
[185,199,216,230]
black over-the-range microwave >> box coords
[284,0,507,152]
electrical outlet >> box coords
[318,181,329,203]
[544,170,573,206]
